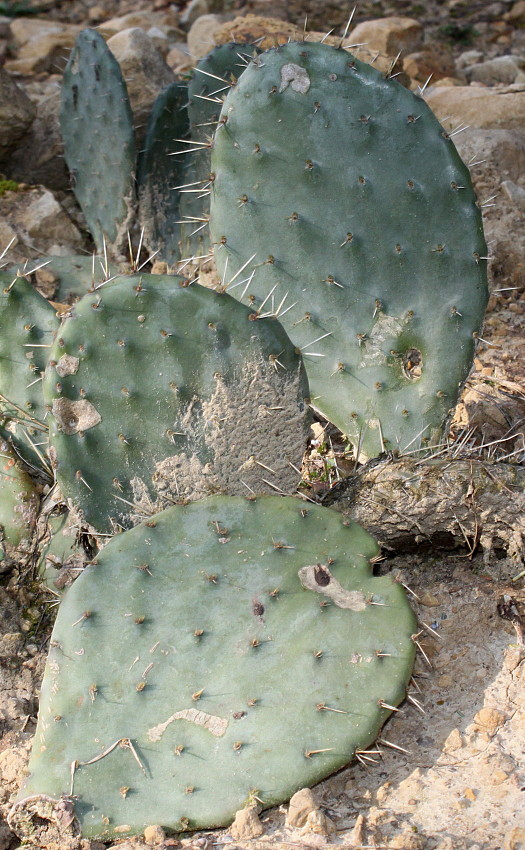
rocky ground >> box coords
[0,0,525,849]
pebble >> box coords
[286,787,318,828]
[301,809,336,836]
[229,805,264,840]
[144,824,166,845]
[473,707,506,734]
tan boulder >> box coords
[100,10,181,38]
[187,13,223,60]
[286,787,319,828]
[106,28,175,143]
[424,85,525,131]
[5,28,79,75]
[8,16,63,45]
[505,0,525,24]
[347,16,423,57]
[402,46,456,83]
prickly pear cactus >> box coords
[210,42,489,458]
[12,495,416,840]
[180,43,260,260]
[60,29,136,257]
[9,255,120,304]
[0,270,58,473]
[43,274,310,533]
[137,82,190,266]
[0,438,39,567]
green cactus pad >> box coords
[60,29,136,256]
[137,82,190,266]
[37,506,91,593]
[43,274,310,533]
[0,437,39,566]
[9,256,121,304]
[0,270,58,473]
[13,495,416,839]
[210,42,488,458]
[180,44,260,261]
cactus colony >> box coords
[3,26,488,843]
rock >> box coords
[0,186,85,261]
[347,16,423,57]
[388,831,426,850]
[501,180,525,208]
[229,805,264,840]
[473,707,506,734]
[0,67,36,160]
[187,14,223,60]
[0,823,13,850]
[453,129,525,286]
[180,0,209,28]
[301,809,336,836]
[106,28,175,144]
[419,591,440,607]
[456,49,484,69]
[505,0,525,24]
[506,828,525,850]
[424,86,525,131]
[349,813,366,847]
[166,43,192,72]
[100,10,181,37]
[147,26,170,56]
[144,824,166,844]
[466,55,525,86]
[286,787,319,828]
[402,46,456,84]
[8,16,63,45]
[3,83,68,191]
[6,23,80,75]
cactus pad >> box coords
[180,44,260,260]
[43,274,310,533]
[137,82,190,266]
[13,495,416,839]
[60,29,136,256]
[210,42,488,457]
[0,438,39,566]
[0,270,58,472]
[9,256,120,304]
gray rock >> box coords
[3,84,68,192]
[501,179,525,208]
[180,0,210,28]
[454,128,525,287]
[0,67,36,160]
[456,50,484,70]
[466,55,525,86]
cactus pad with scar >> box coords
[13,495,416,839]
[210,41,488,458]
[60,29,136,257]
[43,274,310,533]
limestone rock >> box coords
[286,787,319,828]
[100,10,181,38]
[424,86,525,131]
[229,805,264,840]
[347,16,423,57]
[106,28,175,144]
[301,809,336,836]
[187,14,223,60]
[402,47,456,84]
[0,67,36,159]
[0,186,84,261]
[144,824,166,845]
[473,707,507,735]
[505,1,525,24]
[505,828,525,850]
[6,23,80,75]
[465,55,525,86]
[180,0,209,28]
[166,43,192,72]
[8,16,63,45]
